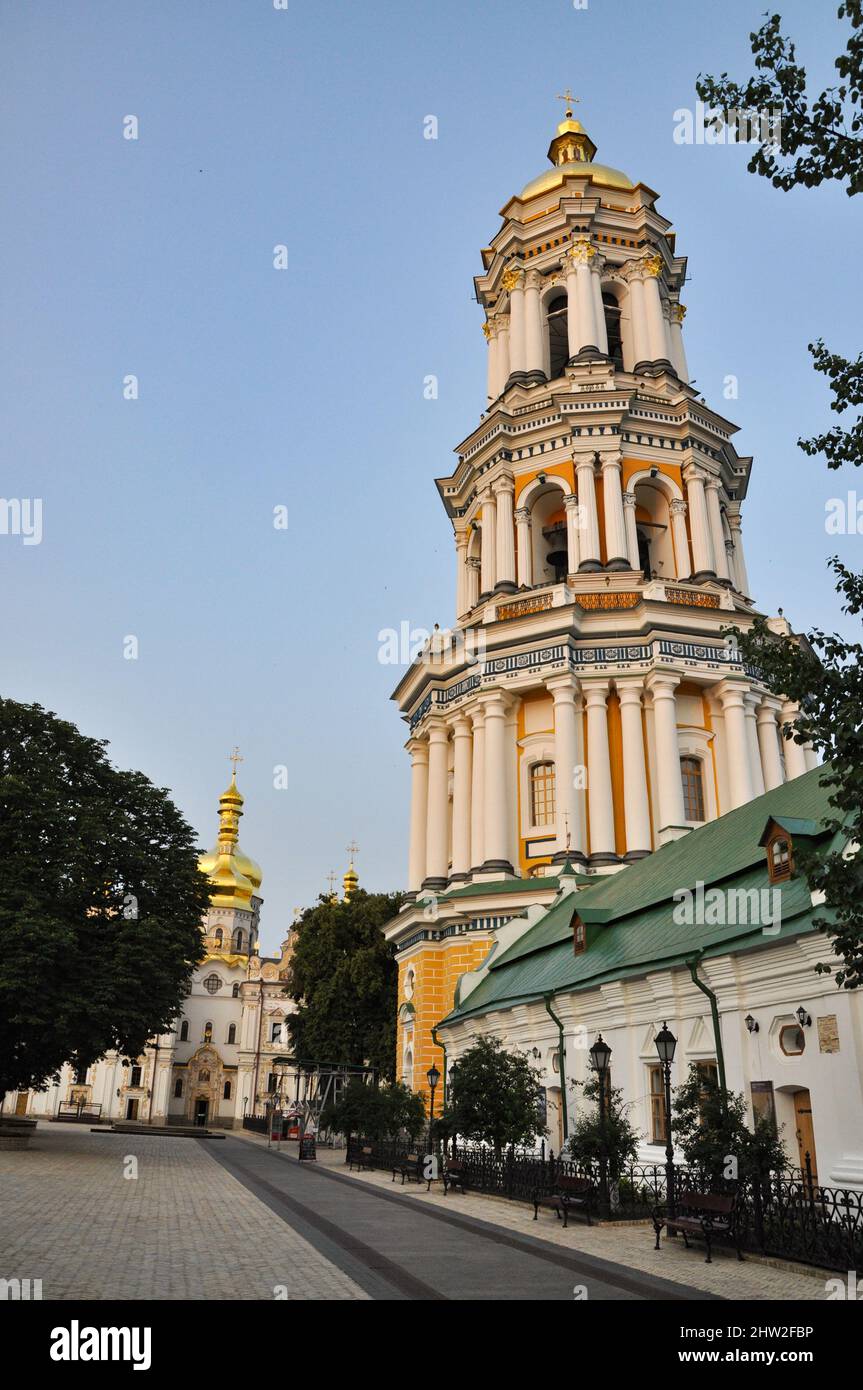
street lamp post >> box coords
[426,1064,440,1157]
[589,1034,612,1219]
[654,1021,677,1220]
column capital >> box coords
[567,236,596,266]
[600,450,623,471]
[615,677,645,705]
[757,695,783,718]
[524,267,543,291]
[621,256,648,283]
[406,737,429,760]
[563,492,581,513]
[682,461,713,486]
[502,266,523,293]
[478,688,511,715]
[622,489,637,509]
[579,678,610,706]
[514,506,530,523]
[713,679,749,710]
[426,718,450,743]
[450,713,473,738]
[704,475,723,495]
[670,497,687,517]
[546,674,579,702]
[455,530,469,552]
[469,703,485,729]
[467,555,481,572]
[481,320,492,341]
[492,474,515,497]
[646,671,680,699]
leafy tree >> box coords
[0,698,211,1097]
[567,1076,639,1178]
[285,889,402,1081]
[698,8,863,986]
[672,1065,789,1186]
[319,1078,425,1142]
[447,1035,544,1155]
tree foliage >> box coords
[285,889,402,1081]
[699,8,863,986]
[567,1076,640,1177]
[447,1035,545,1155]
[696,5,863,195]
[319,1077,426,1142]
[0,698,211,1097]
[672,1066,789,1186]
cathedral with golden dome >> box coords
[8,760,359,1129]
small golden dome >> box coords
[197,765,263,910]
[516,113,634,201]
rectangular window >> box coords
[680,756,706,822]
[530,762,556,827]
[648,1064,667,1144]
[129,1065,142,1088]
[271,1022,282,1042]
[751,1081,777,1132]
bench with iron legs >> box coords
[653,1190,743,1264]
[391,1152,432,1190]
[348,1143,375,1172]
[442,1158,469,1196]
[532,1175,595,1229]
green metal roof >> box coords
[440,767,839,1028]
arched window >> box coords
[227,1023,237,1045]
[530,761,556,827]
[223,1081,232,1100]
[546,294,569,380]
[214,928,223,947]
[232,983,240,998]
[174,1078,183,1098]
[234,930,244,952]
[179,1021,189,1042]
[767,833,793,883]
[602,291,624,369]
[203,1021,213,1041]
[680,756,705,822]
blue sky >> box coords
[2,0,860,949]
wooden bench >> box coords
[391,1152,432,1190]
[348,1144,375,1172]
[442,1158,469,1196]
[653,1191,742,1264]
[532,1175,595,1228]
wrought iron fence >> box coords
[344,1136,863,1271]
[242,1115,268,1134]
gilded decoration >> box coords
[575,592,641,610]
[497,593,555,620]
[665,588,721,609]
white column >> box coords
[466,556,480,610]
[647,673,687,839]
[480,693,513,872]
[494,477,516,592]
[716,682,754,809]
[684,467,716,578]
[497,320,510,393]
[705,479,731,583]
[601,451,629,570]
[744,692,765,797]
[563,493,581,576]
[524,269,544,378]
[756,697,785,791]
[407,738,429,892]
[582,681,617,862]
[455,532,469,617]
[642,256,672,366]
[504,268,525,377]
[727,512,750,597]
[568,239,600,354]
[617,680,652,857]
[622,491,640,570]
[470,707,485,870]
[624,264,650,367]
[565,254,580,361]
[669,498,691,579]
[667,302,689,381]
[515,507,532,587]
[483,320,496,402]
[480,489,496,595]
[780,701,809,780]
[424,721,450,887]
[575,456,602,571]
[590,261,609,355]
[450,715,473,880]
[548,677,585,863]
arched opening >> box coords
[632,479,676,579]
[214,928,223,948]
[179,1020,189,1042]
[603,291,623,369]
[529,484,570,585]
[546,294,569,380]
[227,1023,237,1045]
[233,929,244,952]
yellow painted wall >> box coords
[396,937,494,1109]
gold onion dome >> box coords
[343,861,359,900]
[518,113,634,200]
[198,771,263,910]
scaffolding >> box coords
[275,1058,377,1145]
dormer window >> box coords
[767,833,794,883]
[573,917,586,955]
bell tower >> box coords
[384,108,814,1099]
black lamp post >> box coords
[589,1034,612,1217]
[426,1064,440,1152]
[654,1021,677,1219]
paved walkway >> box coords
[237,1133,833,1302]
[0,1124,367,1300]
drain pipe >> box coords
[686,953,728,1115]
[543,993,568,1143]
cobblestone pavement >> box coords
[0,1124,368,1300]
[257,1136,833,1302]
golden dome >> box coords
[197,766,262,910]
[343,861,359,901]
[516,114,634,201]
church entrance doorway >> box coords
[15,1092,28,1116]
[125,1099,139,1121]
[793,1089,818,1184]
[195,1098,209,1127]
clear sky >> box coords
[2,0,860,950]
